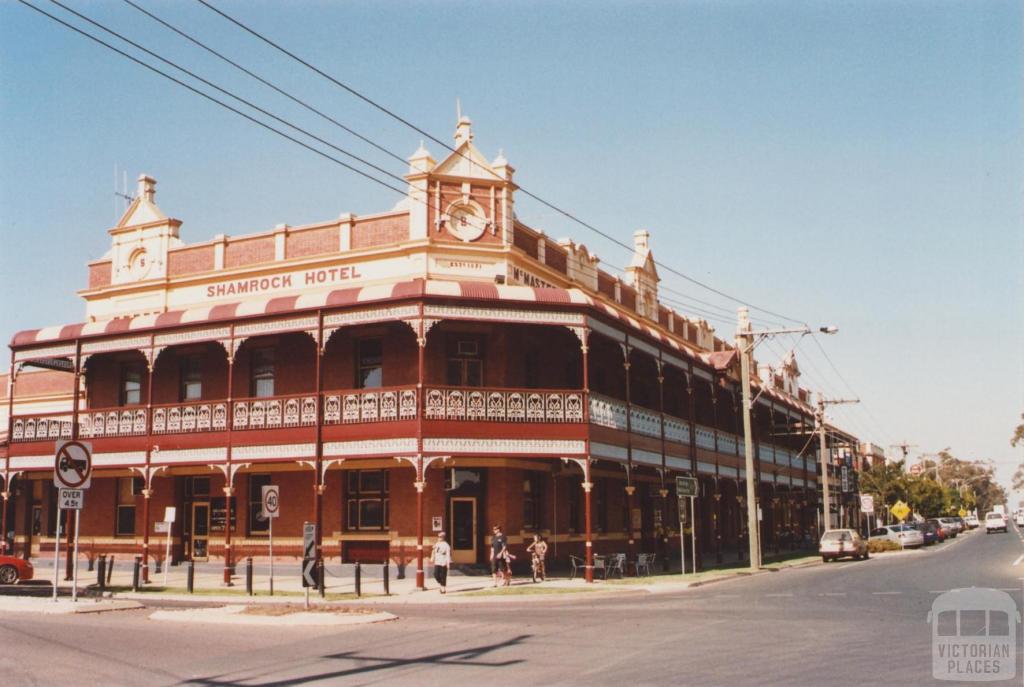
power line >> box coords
[17,0,409,200]
[119,0,408,168]
[45,0,410,192]
[195,0,808,327]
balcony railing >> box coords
[11,413,73,442]
[323,387,417,424]
[424,387,584,423]
[233,394,318,430]
[152,401,228,434]
[79,408,148,438]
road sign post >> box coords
[163,507,176,586]
[302,522,316,609]
[262,486,280,596]
[676,476,698,575]
[54,442,91,603]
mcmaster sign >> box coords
[205,265,364,298]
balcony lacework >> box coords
[423,388,584,422]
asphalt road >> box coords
[2,527,1022,686]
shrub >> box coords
[867,539,902,553]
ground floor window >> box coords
[523,472,542,531]
[115,477,138,536]
[346,470,389,530]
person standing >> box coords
[490,525,508,587]
[527,533,548,582]
[430,531,452,593]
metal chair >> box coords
[569,555,585,580]
[635,553,655,576]
[605,553,626,579]
[593,554,608,578]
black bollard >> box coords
[132,555,142,592]
[97,555,107,591]
[318,561,325,598]
[354,561,361,597]
[88,556,95,573]
[186,561,195,594]
[106,556,115,585]
[383,562,390,596]
[246,557,253,596]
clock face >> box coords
[447,205,488,242]
[128,247,151,279]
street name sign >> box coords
[154,521,170,534]
[54,441,92,489]
[164,507,177,523]
[675,476,698,497]
[58,488,84,510]
[261,485,280,519]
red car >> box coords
[0,556,34,584]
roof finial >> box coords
[454,99,473,145]
[456,97,462,123]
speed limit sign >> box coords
[261,485,280,519]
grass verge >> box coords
[99,585,374,601]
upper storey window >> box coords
[356,338,383,389]
[250,348,275,398]
[446,337,483,387]
[120,363,143,406]
[179,355,203,401]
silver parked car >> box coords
[869,524,925,548]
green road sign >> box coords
[676,476,698,498]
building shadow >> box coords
[184,634,532,686]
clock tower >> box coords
[107,174,183,286]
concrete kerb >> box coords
[149,605,397,626]
[0,596,144,615]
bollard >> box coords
[132,556,141,592]
[318,561,325,599]
[106,556,114,585]
[354,561,361,597]
[245,557,253,596]
[97,555,107,591]
[186,561,195,594]
[383,562,390,596]
[88,556,95,573]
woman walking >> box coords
[431,531,452,593]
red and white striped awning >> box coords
[11,278,695,358]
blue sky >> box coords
[1,1,1021,492]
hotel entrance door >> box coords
[450,497,477,564]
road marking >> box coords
[819,592,846,597]
[872,591,902,595]
[999,588,1021,593]
[765,593,793,598]
[1013,554,1024,567]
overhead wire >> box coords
[194,0,809,328]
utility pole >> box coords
[736,308,836,570]
[737,308,760,570]
[817,397,859,530]
[890,442,918,463]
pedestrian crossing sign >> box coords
[890,500,910,522]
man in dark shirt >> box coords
[490,525,508,587]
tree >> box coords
[859,460,908,520]
[906,477,950,517]
[1012,413,1024,448]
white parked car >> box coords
[1015,512,1024,528]
[985,512,1008,533]
[965,514,980,529]
[869,525,925,548]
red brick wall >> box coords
[150,343,230,404]
[544,241,567,274]
[597,273,617,300]
[287,226,338,259]
[225,237,274,269]
[88,261,112,288]
[351,215,407,249]
[619,284,637,311]
[513,226,538,258]
[168,245,215,276]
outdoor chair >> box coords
[569,554,586,580]
[593,554,608,578]
[605,553,626,579]
[635,553,655,576]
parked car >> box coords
[985,512,1009,534]
[869,525,925,548]
[926,518,949,542]
[819,529,869,562]
[910,521,940,546]
[0,555,34,584]
[1015,512,1024,528]
[938,517,962,537]
[965,514,980,529]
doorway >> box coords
[450,497,477,564]
[191,502,210,561]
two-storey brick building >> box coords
[2,116,861,587]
